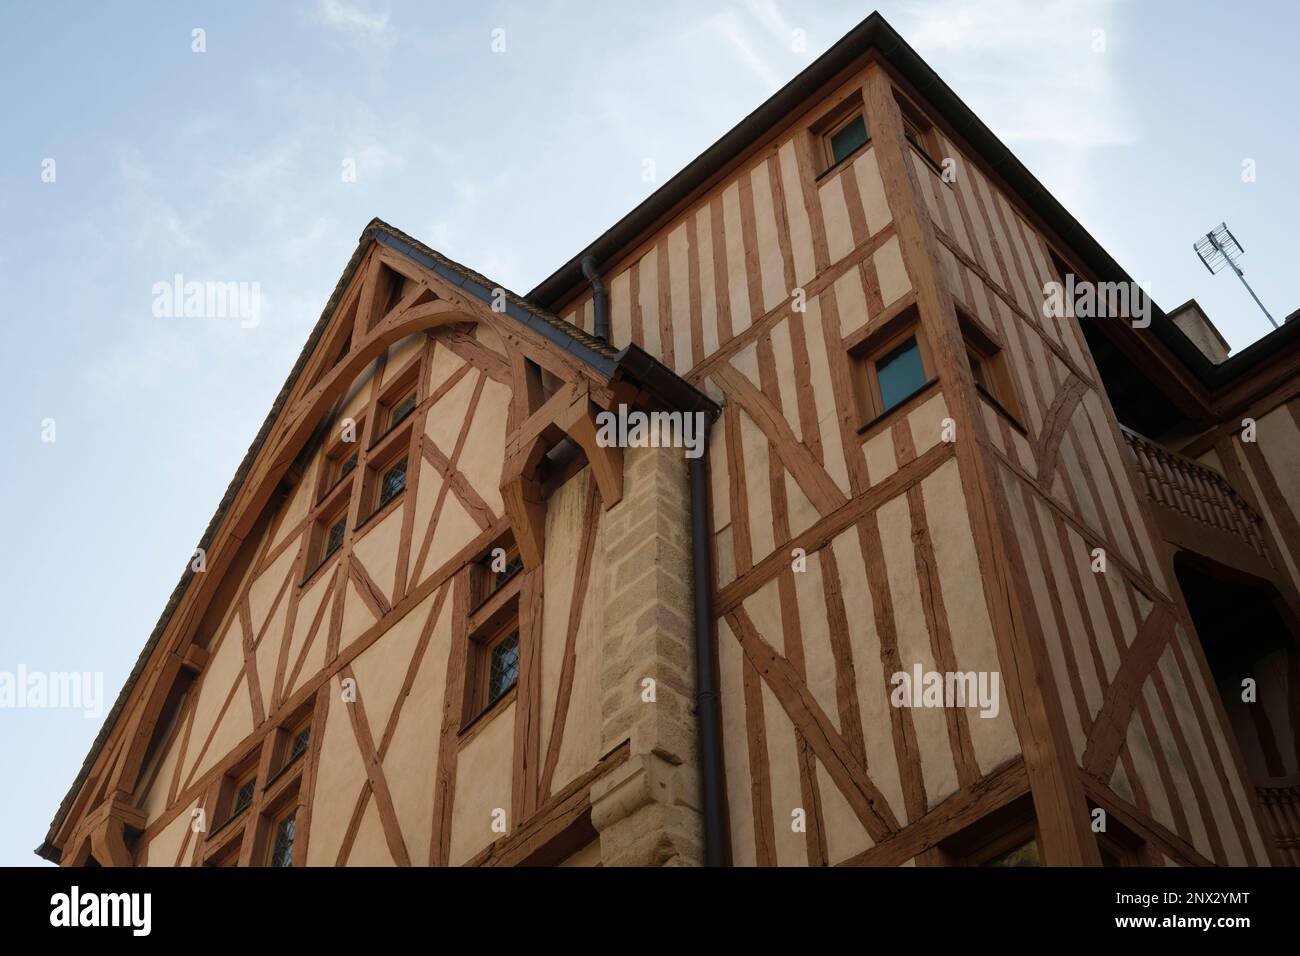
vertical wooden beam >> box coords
[430,569,472,866]
[861,60,1100,865]
[513,569,544,824]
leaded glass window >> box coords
[231,776,256,817]
[495,552,523,591]
[378,458,407,507]
[288,726,310,764]
[270,811,297,867]
[487,630,520,706]
[325,516,346,559]
[339,450,358,481]
[390,392,417,429]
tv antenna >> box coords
[1194,222,1277,329]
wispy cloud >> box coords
[894,0,1133,149]
[317,0,393,47]
[698,9,785,92]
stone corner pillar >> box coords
[590,443,704,866]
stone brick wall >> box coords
[590,443,704,866]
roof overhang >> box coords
[524,11,1298,429]
[38,218,712,863]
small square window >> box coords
[875,337,926,413]
[828,115,868,165]
[849,307,934,426]
[269,810,297,867]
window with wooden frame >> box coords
[361,442,409,521]
[307,494,349,577]
[199,707,317,867]
[304,415,365,580]
[482,623,520,710]
[228,770,257,823]
[285,720,312,769]
[462,614,521,726]
[476,538,523,605]
[267,807,298,867]
[938,796,1042,866]
[373,360,420,444]
[359,363,419,523]
[461,539,524,728]
[849,306,936,425]
[957,308,1023,426]
[812,95,869,174]
[201,749,260,862]
[319,429,361,500]
[895,92,941,170]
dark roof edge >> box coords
[524,11,1295,402]
[371,229,619,373]
[525,13,890,308]
[38,218,623,862]
[614,344,721,420]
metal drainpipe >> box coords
[580,255,609,342]
[690,413,726,866]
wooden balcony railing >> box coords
[1256,777,1300,866]
[1121,426,1271,563]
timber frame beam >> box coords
[41,217,715,864]
[501,380,625,570]
[861,57,1103,865]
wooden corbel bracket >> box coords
[499,380,625,571]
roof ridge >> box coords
[38,215,621,860]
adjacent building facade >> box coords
[40,13,1300,867]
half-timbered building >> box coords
[40,12,1300,867]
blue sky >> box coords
[1,0,1296,866]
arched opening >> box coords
[1174,552,1300,863]
[1175,553,1300,782]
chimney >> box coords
[1168,299,1231,364]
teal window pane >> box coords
[875,338,925,412]
[830,116,868,164]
